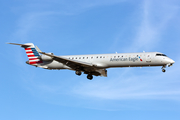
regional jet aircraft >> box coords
[8,43,175,80]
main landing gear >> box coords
[75,71,82,76]
[75,71,93,80]
[87,74,93,80]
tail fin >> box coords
[8,43,43,65]
[24,43,43,65]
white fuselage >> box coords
[42,52,174,70]
[8,42,175,79]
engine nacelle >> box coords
[41,53,53,61]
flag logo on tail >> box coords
[25,48,43,64]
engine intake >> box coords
[41,53,53,61]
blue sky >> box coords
[1,0,180,119]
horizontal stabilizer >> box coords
[7,43,31,48]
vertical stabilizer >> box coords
[24,43,43,65]
[7,42,43,65]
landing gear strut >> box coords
[162,66,166,73]
[75,71,82,76]
[87,74,93,80]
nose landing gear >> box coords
[162,66,166,73]
[162,69,166,72]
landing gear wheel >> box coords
[162,69,166,73]
[87,74,93,80]
[75,71,82,76]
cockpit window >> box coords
[156,54,167,56]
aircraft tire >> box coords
[87,74,93,80]
[162,69,166,72]
[75,71,82,76]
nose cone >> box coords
[170,59,175,64]
[164,58,175,65]
[167,58,175,67]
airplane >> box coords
[8,43,175,80]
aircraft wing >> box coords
[40,52,107,77]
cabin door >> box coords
[146,54,151,62]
